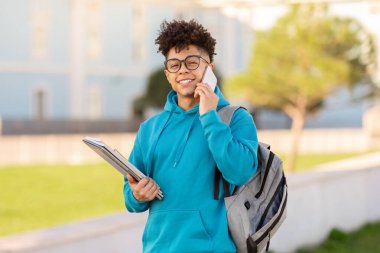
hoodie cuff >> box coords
[199,109,222,128]
[130,191,148,204]
[126,189,150,210]
[124,180,150,211]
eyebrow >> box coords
[166,55,202,61]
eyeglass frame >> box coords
[164,55,210,73]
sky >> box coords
[217,0,380,83]
[238,2,380,32]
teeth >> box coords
[179,79,192,84]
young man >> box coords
[124,19,258,253]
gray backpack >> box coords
[216,106,288,253]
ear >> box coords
[210,63,215,70]
[164,69,170,80]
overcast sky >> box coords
[249,1,379,34]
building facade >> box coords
[0,0,253,121]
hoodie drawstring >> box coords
[172,115,198,168]
[146,110,174,176]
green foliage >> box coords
[133,67,171,116]
[144,67,172,108]
[297,222,380,253]
[328,228,349,241]
[226,4,376,116]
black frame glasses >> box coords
[165,55,210,73]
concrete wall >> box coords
[1,153,380,253]
[258,128,370,154]
[0,133,136,165]
[0,128,373,166]
[271,152,380,252]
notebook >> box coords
[83,137,163,200]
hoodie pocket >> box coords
[143,210,213,252]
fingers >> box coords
[138,177,156,195]
[131,177,160,202]
[194,90,199,99]
[196,87,206,97]
[194,83,212,99]
[195,83,219,115]
[197,83,212,92]
[146,182,160,198]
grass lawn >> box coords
[0,163,124,236]
[284,152,370,172]
[296,222,380,253]
[0,151,374,237]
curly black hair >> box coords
[155,19,216,62]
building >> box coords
[0,0,252,124]
[1,0,379,133]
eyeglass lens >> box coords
[166,56,201,73]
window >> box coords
[131,2,146,62]
[34,87,47,120]
[30,0,50,59]
[88,86,102,120]
[86,0,103,61]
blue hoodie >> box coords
[124,87,258,253]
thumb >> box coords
[194,90,199,99]
[126,173,137,185]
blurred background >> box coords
[0,0,380,252]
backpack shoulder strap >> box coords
[218,105,245,126]
[214,105,246,200]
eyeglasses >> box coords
[165,55,210,73]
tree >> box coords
[132,67,171,118]
[225,4,376,172]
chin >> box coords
[176,89,195,97]
[179,92,195,98]
[176,87,196,96]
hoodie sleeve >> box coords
[200,109,258,186]
[123,129,150,213]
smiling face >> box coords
[164,45,211,106]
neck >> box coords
[178,96,200,111]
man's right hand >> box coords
[126,174,160,202]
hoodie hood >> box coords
[161,85,229,167]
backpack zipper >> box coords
[253,184,288,245]
[255,151,274,198]
[256,175,285,231]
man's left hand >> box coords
[194,83,219,115]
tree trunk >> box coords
[287,112,306,173]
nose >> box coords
[178,61,189,74]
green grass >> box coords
[0,151,375,237]
[296,222,380,253]
[0,163,124,236]
[281,152,371,172]
[290,153,365,171]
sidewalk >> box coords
[0,212,147,253]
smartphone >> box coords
[201,65,217,91]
